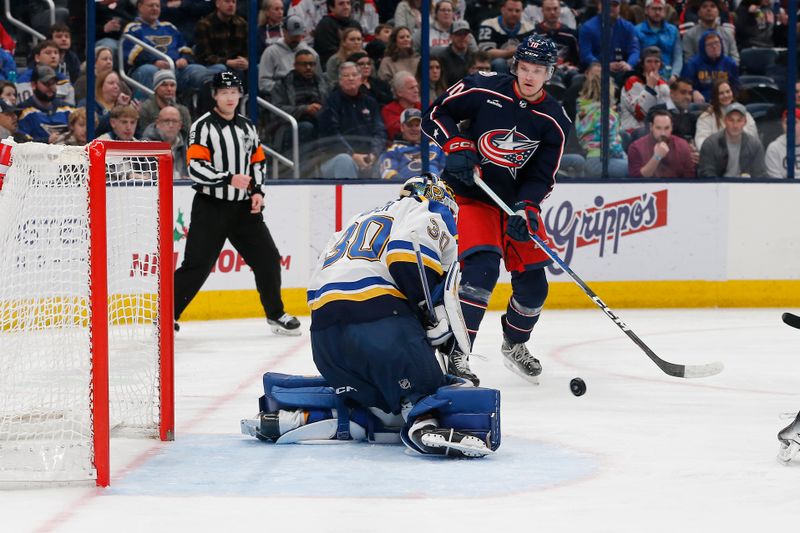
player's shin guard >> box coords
[504,269,548,344]
[459,252,501,346]
[502,298,543,344]
[459,283,492,346]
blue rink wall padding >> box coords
[107,434,598,498]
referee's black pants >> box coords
[174,193,285,321]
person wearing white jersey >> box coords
[244,174,500,457]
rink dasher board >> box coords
[169,181,800,288]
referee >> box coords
[174,71,300,336]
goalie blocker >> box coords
[241,372,501,458]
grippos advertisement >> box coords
[539,184,721,282]
[339,182,723,283]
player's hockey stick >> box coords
[473,174,723,379]
[782,313,800,329]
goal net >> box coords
[0,140,174,487]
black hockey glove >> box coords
[442,137,480,186]
[506,201,540,242]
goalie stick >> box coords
[473,173,723,379]
[410,230,447,372]
[782,313,800,330]
[410,231,436,319]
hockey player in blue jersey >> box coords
[421,35,571,385]
[241,175,501,458]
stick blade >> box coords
[680,361,725,379]
[782,313,800,330]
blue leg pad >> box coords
[402,385,501,454]
[255,372,402,442]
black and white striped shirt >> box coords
[187,111,266,201]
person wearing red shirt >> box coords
[628,109,696,177]
[380,71,421,141]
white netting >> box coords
[0,142,165,484]
[106,152,162,433]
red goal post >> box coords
[0,140,175,487]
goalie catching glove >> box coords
[506,200,540,242]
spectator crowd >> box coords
[0,0,797,179]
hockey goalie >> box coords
[242,174,500,458]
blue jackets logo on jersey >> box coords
[478,127,540,178]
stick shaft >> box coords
[410,231,436,316]
[473,175,722,379]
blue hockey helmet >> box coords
[514,35,559,67]
[400,173,459,219]
[513,35,558,81]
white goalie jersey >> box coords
[307,194,459,331]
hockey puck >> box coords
[570,377,586,397]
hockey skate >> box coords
[447,348,480,386]
[413,426,493,458]
[777,411,800,464]
[241,412,280,442]
[501,334,542,384]
[268,313,301,336]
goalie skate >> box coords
[777,411,800,464]
[501,335,541,384]
[418,428,493,458]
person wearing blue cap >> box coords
[377,108,445,180]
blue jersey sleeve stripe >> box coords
[386,241,413,252]
[387,240,441,262]
[309,287,406,310]
[311,276,396,294]
[308,276,400,304]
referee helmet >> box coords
[212,71,243,93]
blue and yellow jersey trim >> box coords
[17,106,38,121]
[307,276,406,311]
[18,104,73,123]
[385,241,443,275]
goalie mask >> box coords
[400,173,459,220]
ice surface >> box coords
[5,309,799,532]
